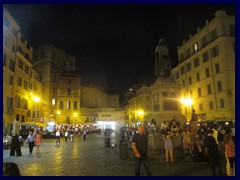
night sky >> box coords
[4,4,235,95]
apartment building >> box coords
[3,9,43,135]
[171,10,235,122]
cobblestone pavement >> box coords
[3,132,225,176]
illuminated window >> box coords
[52,99,56,105]
[66,101,71,110]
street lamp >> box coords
[180,96,193,122]
[33,96,40,134]
[73,113,77,124]
[57,111,60,124]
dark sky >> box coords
[4,4,235,95]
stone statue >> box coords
[154,39,171,77]
[12,119,19,136]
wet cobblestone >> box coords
[3,132,220,176]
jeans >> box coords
[134,156,152,176]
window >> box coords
[194,57,199,68]
[18,60,23,70]
[16,96,21,108]
[186,48,190,58]
[53,88,56,93]
[10,75,13,85]
[180,66,185,75]
[179,53,184,62]
[29,83,32,89]
[59,101,64,109]
[217,81,222,92]
[68,80,71,84]
[198,88,202,97]
[52,99,55,105]
[211,45,219,58]
[66,101,71,110]
[196,73,200,82]
[186,62,191,72]
[207,84,212,94]
[193,42,198,53]
[10,59,15,72]
[74,101,78,110]
[17,77,22,87]
[175,72,180,79]
[28,110,31,117]
[209,101,214,110]
[25,65,29,74]
[215,63,220,74]
[210,28,217,42]
[202,52,209,63]
[182,80,185,87]
[201,35,208,48]
[220,99,225,108]
[199,103,203,111]
[67,88,71,95]
[188,77,192,85]
[24,81,28,90]
[205,68,210,78]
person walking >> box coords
[70,129,74,143]
[132,126,152,176]
[224,132,235,176]
[56,130,60,144]
[83,129,86,141]
[64,130,68,143]
[35,131,42,154]
[204,129,223,176]
[25,131,35,154]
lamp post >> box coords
[180,96,193,122]
[33,96,40,134]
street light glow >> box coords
[57,111,61,115]
[180,97,193,106]
[33,96,40,102]
[136,110,144,115]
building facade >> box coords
[3,9,122,135]
[3,9,43,135]
[171,10,235,122]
